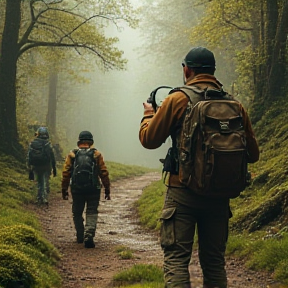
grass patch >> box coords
[106,161,156,182]
[115,245,134,260]
[135,179,165,230]
[226,232,288,284]
[113,264,164,286]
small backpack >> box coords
[175,85,248,198]
[71,148,99,190]
[29,140,51,166]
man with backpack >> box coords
[61,131,111,248]
[27,126,57,205]
[139,47,260,288]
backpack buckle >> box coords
[219,121,229,131]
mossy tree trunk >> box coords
[0,0,23,155]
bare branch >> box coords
[18,40,115,68]
[220,3,252,31]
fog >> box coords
[58,0,234,169]
[62,1,184,169]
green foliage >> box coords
[135,180,165,230]
[0,245,37,288]
[113,264,164,286]
[0,225,61,288]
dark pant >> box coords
[71,190,101,241]
[33,168,50,202]
[160,195,229,288]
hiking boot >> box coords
[76,236,84,243]
[35,199,43,205]
[84,238,95,248]
[76,231,84,243]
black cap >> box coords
[78,131,94,143]
[183,47,215,68]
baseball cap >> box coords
[183,47,215,68]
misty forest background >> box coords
[1,0,287,168]
[2,0,288,285]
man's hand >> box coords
[105,189,111,200]
[62,189,68,200]
[52,167,57,177]
[143,102,154,113]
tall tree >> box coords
[0,0,22,153]
[0,0,138,156]
[188,0,288,120]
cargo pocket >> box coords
[160,207,176,248]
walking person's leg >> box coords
[84,191,100,248]
[71,193,86,243]
[43,169,50,204]
[197,209,229,288]
[161,196,196,288]
[35,170,45,204]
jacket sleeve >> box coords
[61,151,75,190]
[95,151,110,190]
[242,107,260,163]
[139,92,188,149]
[49,143,56,169]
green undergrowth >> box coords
[135,179,165,230]
[0,152,156,288]
[112,264,164,287]
[0,153,61,287]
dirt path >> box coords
[33,172,280,288]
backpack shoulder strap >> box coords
[171,85,204,106]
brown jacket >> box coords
[139,74,260,189]
[61,143,110,191]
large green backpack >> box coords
[175,85,249,198]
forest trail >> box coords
[32,172,280,288]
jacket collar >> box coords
[186,74,223,90]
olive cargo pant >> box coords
[71,190,101,242]
[160,196,229,288]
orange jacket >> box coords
[139,74,260,188]
[61,143,110,191]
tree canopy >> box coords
[0,0,138,156]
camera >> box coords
[147,86,174,112]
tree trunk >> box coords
[47,72,58,139]
[0,0,22,155]
[266,0,288,102]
